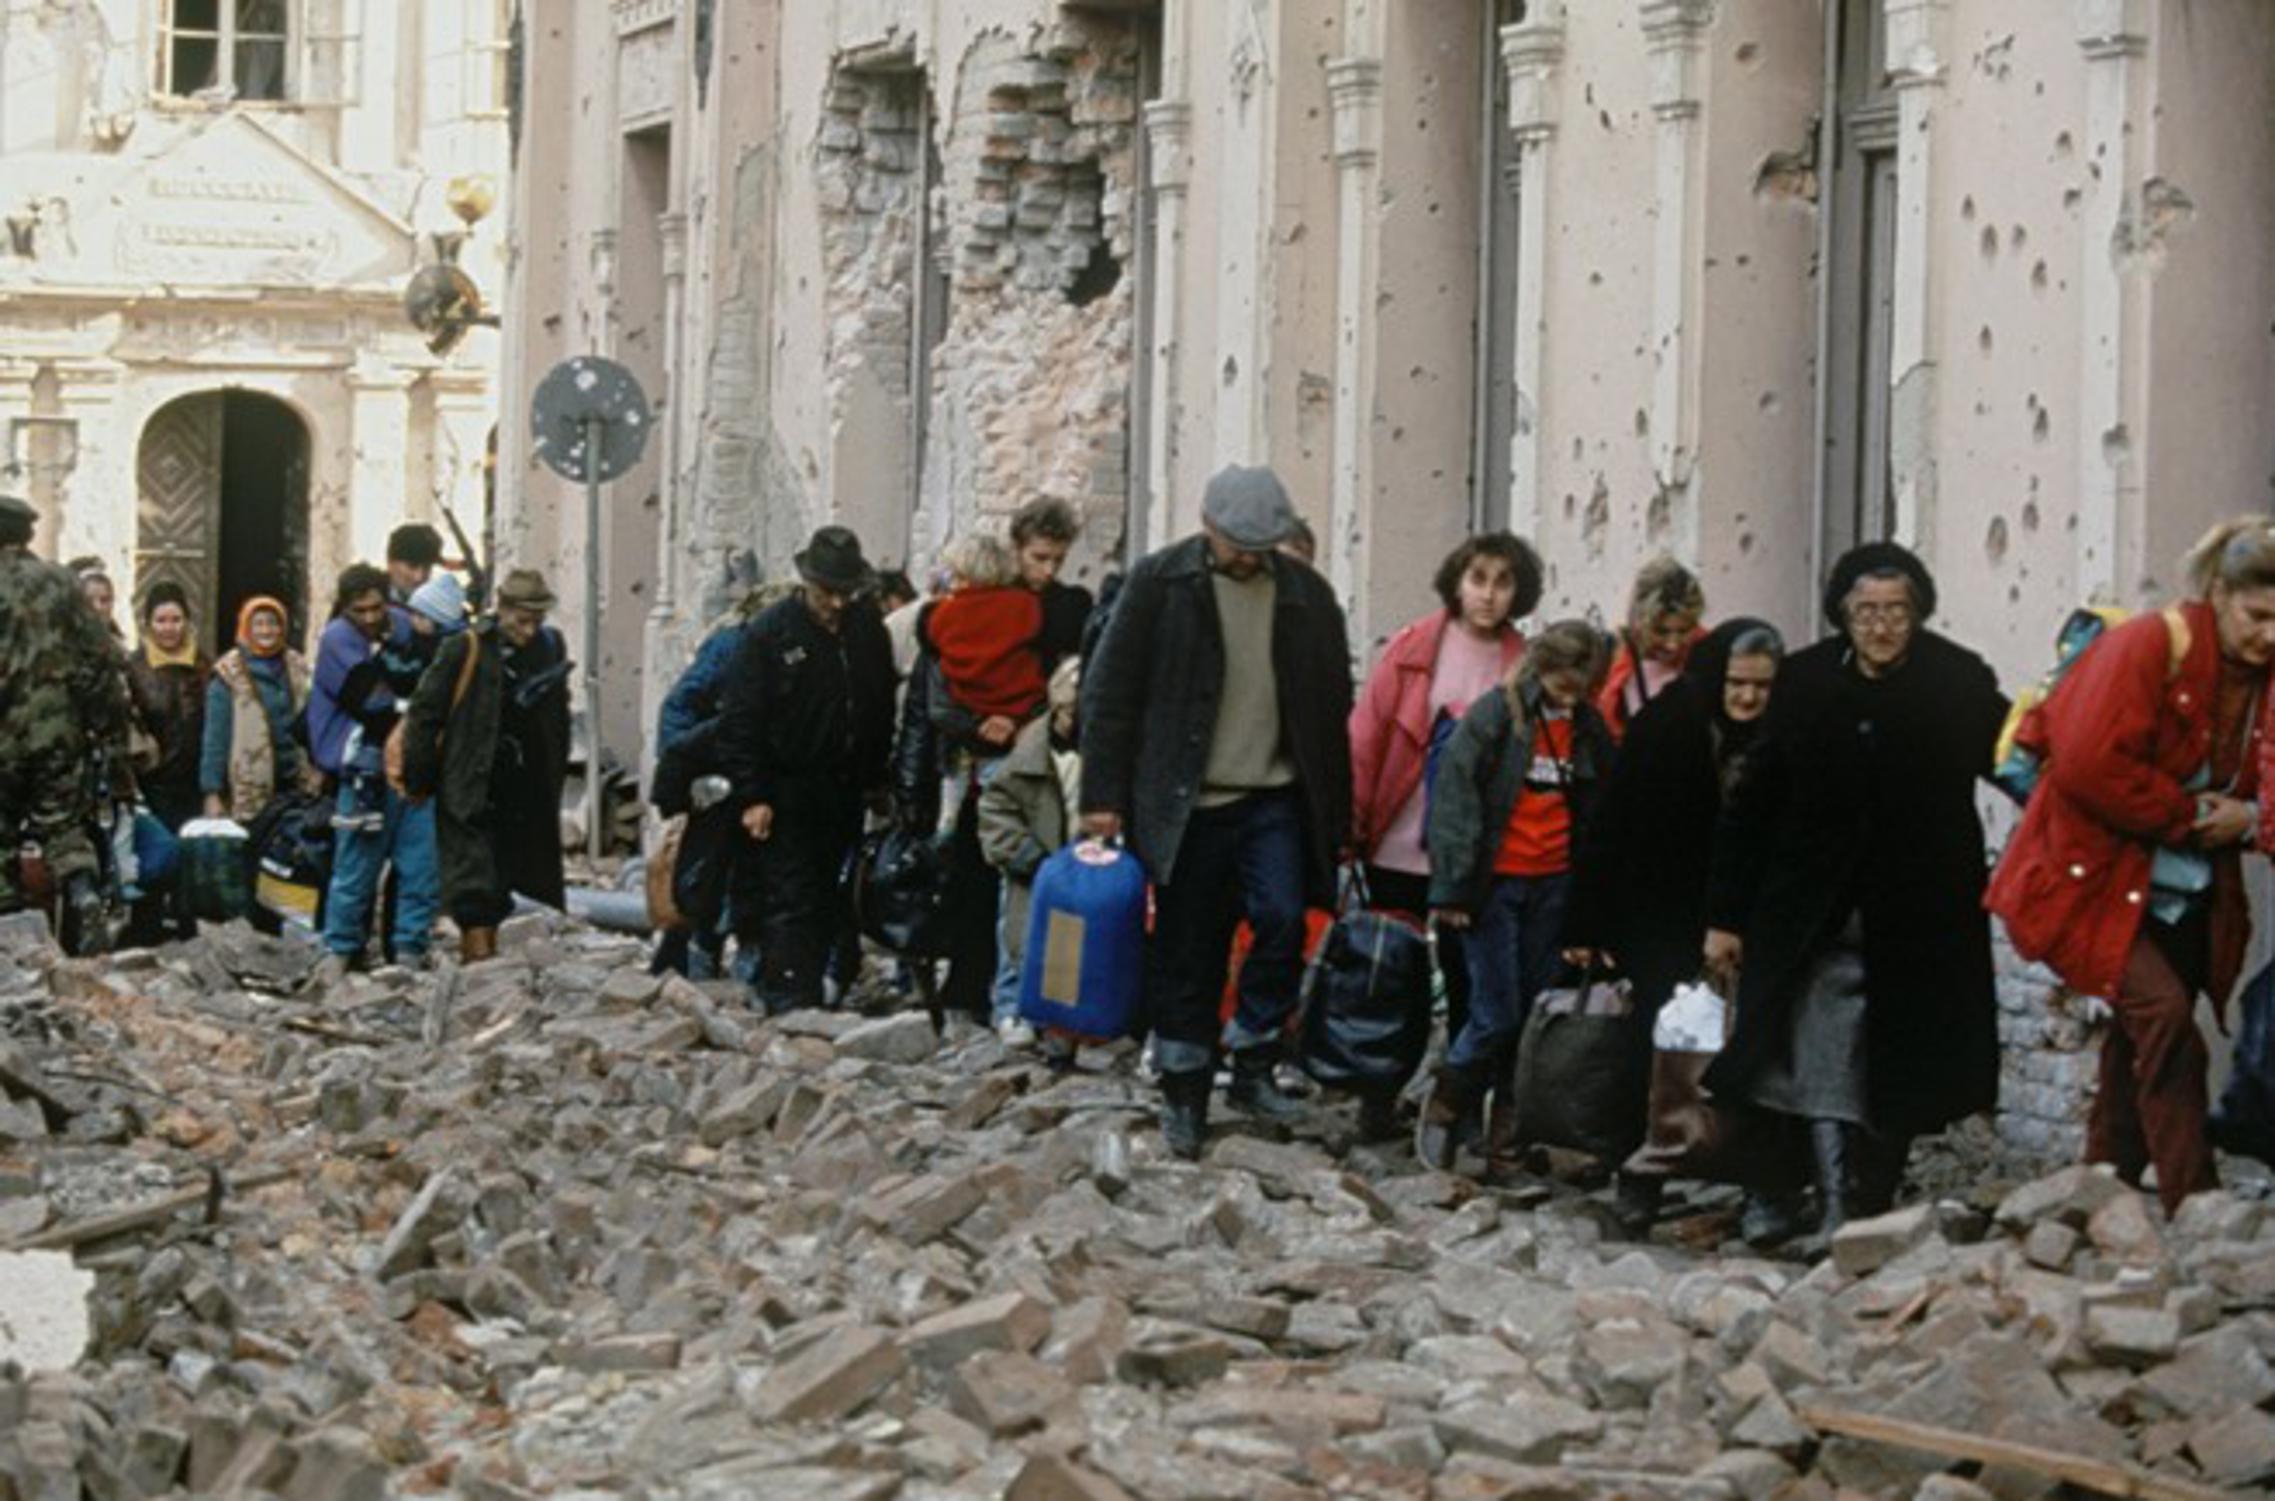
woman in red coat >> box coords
[1347,532,1540,1136]
[1988,518,2275,1216]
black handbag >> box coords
[1297,870,1434,1088]
[847,824,959,958]
[1510,967,1646,1162]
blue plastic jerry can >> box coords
[1018,839,1147,1039]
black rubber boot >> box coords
[1226,1045,1307,1124]
[1356,1087,1402,1143]
[1805,1118,1855,1255]
[1740,1189,1810,1249]
[1852,1129,1912,1218]
[1160,1071,1212,1161]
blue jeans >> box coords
[991,882,1025,1024]
[1145,789,1309,1077]
[1446,872,1572,1074]
[322,778,440,960]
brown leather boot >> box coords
[459,926,498,963]
[1480,1082,1526,1185]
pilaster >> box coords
[1500,2,1568,539]
[1884,0,1950,555]
[1326,55,1384,628]
[1640,0,1712,560]
[1141,98,1193,549]
[2073,0,2151,601]
[347,354,415,570]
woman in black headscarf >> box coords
[1702,544,2009,1252]
[1564,617,1786,1232]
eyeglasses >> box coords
[1849,603,1914,627]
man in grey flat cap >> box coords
[1080,465,1354,1157]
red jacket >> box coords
[1986,600,2264,1006]
[1347,612,1523,855]
[927,586,1047,720]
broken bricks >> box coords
[1,912,2273,1500]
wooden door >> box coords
[135,394,225,653]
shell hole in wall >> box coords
[1067,239,1121,308]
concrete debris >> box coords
[0,912,2268,1498]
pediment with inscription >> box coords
[43,114,417,292]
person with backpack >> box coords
[1989,519,2275,1217]
[1346,532,1541,1138]
[310,564,441,976]
[398,570,573,963]
[1703,543,2008,1250]
[1419,620,1615,1178]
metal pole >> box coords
[583,412,606,862]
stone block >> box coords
[556,1331,682,1373]
[2021,1219,2079,1270]
[901,1290,1052,1370]
[282,1426,389,1501]
[834,1012,939,1065]
[1008,1453,1136,1501]
[1169,1386,1386,1435]
[1115,1324,1232,1388]
[371,1171,468,1280]
[1042,1294,1129,1384]
[753,1325,906,1424]
[1994,1165,2127,1230]
[2086,1191,2169,1267]
[850,1170,983,1244]
[0,1250,93,1373]
[2189,1406,2275,1487]
[1430,1394,1605,1465]
[947,1349,1070,1437]
[1829,1203,1939,1277]
[2084,1304,2180,1367]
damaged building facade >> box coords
[0,0,513,649]
[501,0,2275,1155]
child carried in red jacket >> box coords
[926,533,1047,730]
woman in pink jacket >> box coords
[1347,532,1542,1138]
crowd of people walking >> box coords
[7,475,2275,1247]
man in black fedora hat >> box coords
[717,525,897,1012]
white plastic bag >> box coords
[180,818,248,843]
[1653,979,1730,1054]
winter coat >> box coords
[658,619,751,754]
[401,620,572,916]
[1988,600,2264,1009]
[976,716,1076,974]
[308,617,398,776]
[1348,611,1524,856]
[718,594,897,813]
[1563,674,1737,1012]
[202,650,313,818]
[1037,579,1096,674]
[1597,627,1707,742]
[1704,631,2010,1136]
[1425,679,1614,913]
[1079,537,1354,902]
[127,644,210,825]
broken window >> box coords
[1471,0,1528,532]
[160,0,291,103]
[1819,0,1898,557]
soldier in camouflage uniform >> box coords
[0,495,134,933]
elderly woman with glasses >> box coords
[1700,543,2010,1252]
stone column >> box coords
[54,363,123,572]
[1884,0,1951,554]
[2073,0,2151,602]
[1211,6,1274,467]
[642,208,692,787]
[1639,0,1711,561]
[427,369,493,548]
[1325,57,1384,627]
[1500,3,1568,540]
[346,354,414,571]
[1141,98,1194,551]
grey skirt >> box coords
[1743,913,1872,1126]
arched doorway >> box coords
[135,392,312,653]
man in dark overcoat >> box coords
[1079,466,1354,1157]
[1703,542,2009,1244]
[398,569,572,962]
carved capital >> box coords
[2075,0,2149,60]
[1501,1,1568,142]
[1640,0,1713,118]
[1143,100,1194,193]
[1326,58,1384,170]
[1886,0,1953,89]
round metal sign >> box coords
[531,355,652,484]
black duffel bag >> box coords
[244,788,336,926]
[847,824,959,958]
[1510,968,1647,1163]
[1297,872,1434,1089]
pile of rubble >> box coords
[1,911,2271,1500]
